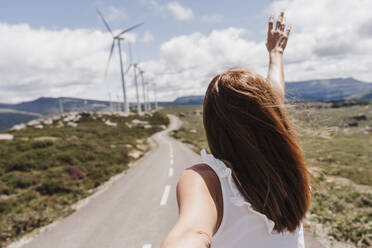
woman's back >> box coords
[161,12,310,248]
[201,149,305,248]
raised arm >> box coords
[160,167,220,248]
[266,12,291,103]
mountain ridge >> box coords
[1,77,372,130]
[173,77,372,105]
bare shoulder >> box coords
[177,163,223,234]
[177,164,221,195]
[186,164,220,190]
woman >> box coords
[161,12,310,248]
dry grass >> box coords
[0,111,169,246]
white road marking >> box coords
[160,185,171,206]
[169,167,174,177]
[142,244,152,248]
[170,158,174,165]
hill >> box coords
[172,78,372,105]
[173,95,204,105]
[0,97,111,115]
[1,77,371,130]
[0,109,42,130]
[285,77,372,101]
[2,78,371,112]
[0,97,174,130]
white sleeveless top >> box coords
[201,149,305,248]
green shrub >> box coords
[0,111,167,244]
[150,112,170,126]
[56,152,78,164]
[5,172,39,189]
[31,140,54,149]
[4,159,36,172]
[0,199,14,214]
[36,179,71,195]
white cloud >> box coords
[0,23,137,103]
[104,6,128,22]
[3,0,372,104]
[138,0,372,101]
[138,0,193,21]
[142,31,155,42]
[167,2,193,21]
[266,0,372,81]
[138,0,164,15]
[139,28,267,100]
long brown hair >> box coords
[203,69,311,233]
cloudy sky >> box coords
[1,0,372,103]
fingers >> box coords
[268,14,274,35]
[275,12,284,30]
[281,16,286,31]
[267,12,291,52]
[280,26,291,49]
[275,12,286,32]
[285,24,292,37]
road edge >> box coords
[6,123,169,248]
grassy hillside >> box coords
[162,103,372,248]
[0,111,169,246]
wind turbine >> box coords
[133,63,142,114]
[125,43,143,114]
[153,82,158,109]
[138,70,152,111]
[145,82,152,110]
[97,8,143,114]
[59,98,64,114]
[139,69,148,111]
[145,82,151,110]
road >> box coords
[15,115,324,248]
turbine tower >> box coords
[97,8,143,114]
[59,98,64,114]
[132,63,142,114]
[145,82,151,110]
[153,82,158,109]
[139,69,148,111]
[125,43,143,114]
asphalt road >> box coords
[16,115,324,248]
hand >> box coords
[266,12,291,54]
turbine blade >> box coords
[117,22,144,37]
[96,8,114,36]
[125,64,132,75]
[104,41,115,80]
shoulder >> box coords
[178,163,221,197]
[177,163,223,235]
[177,164,223,234]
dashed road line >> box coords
[142,244,152,248]
[168,167,174,177]
[160,185,171,206]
